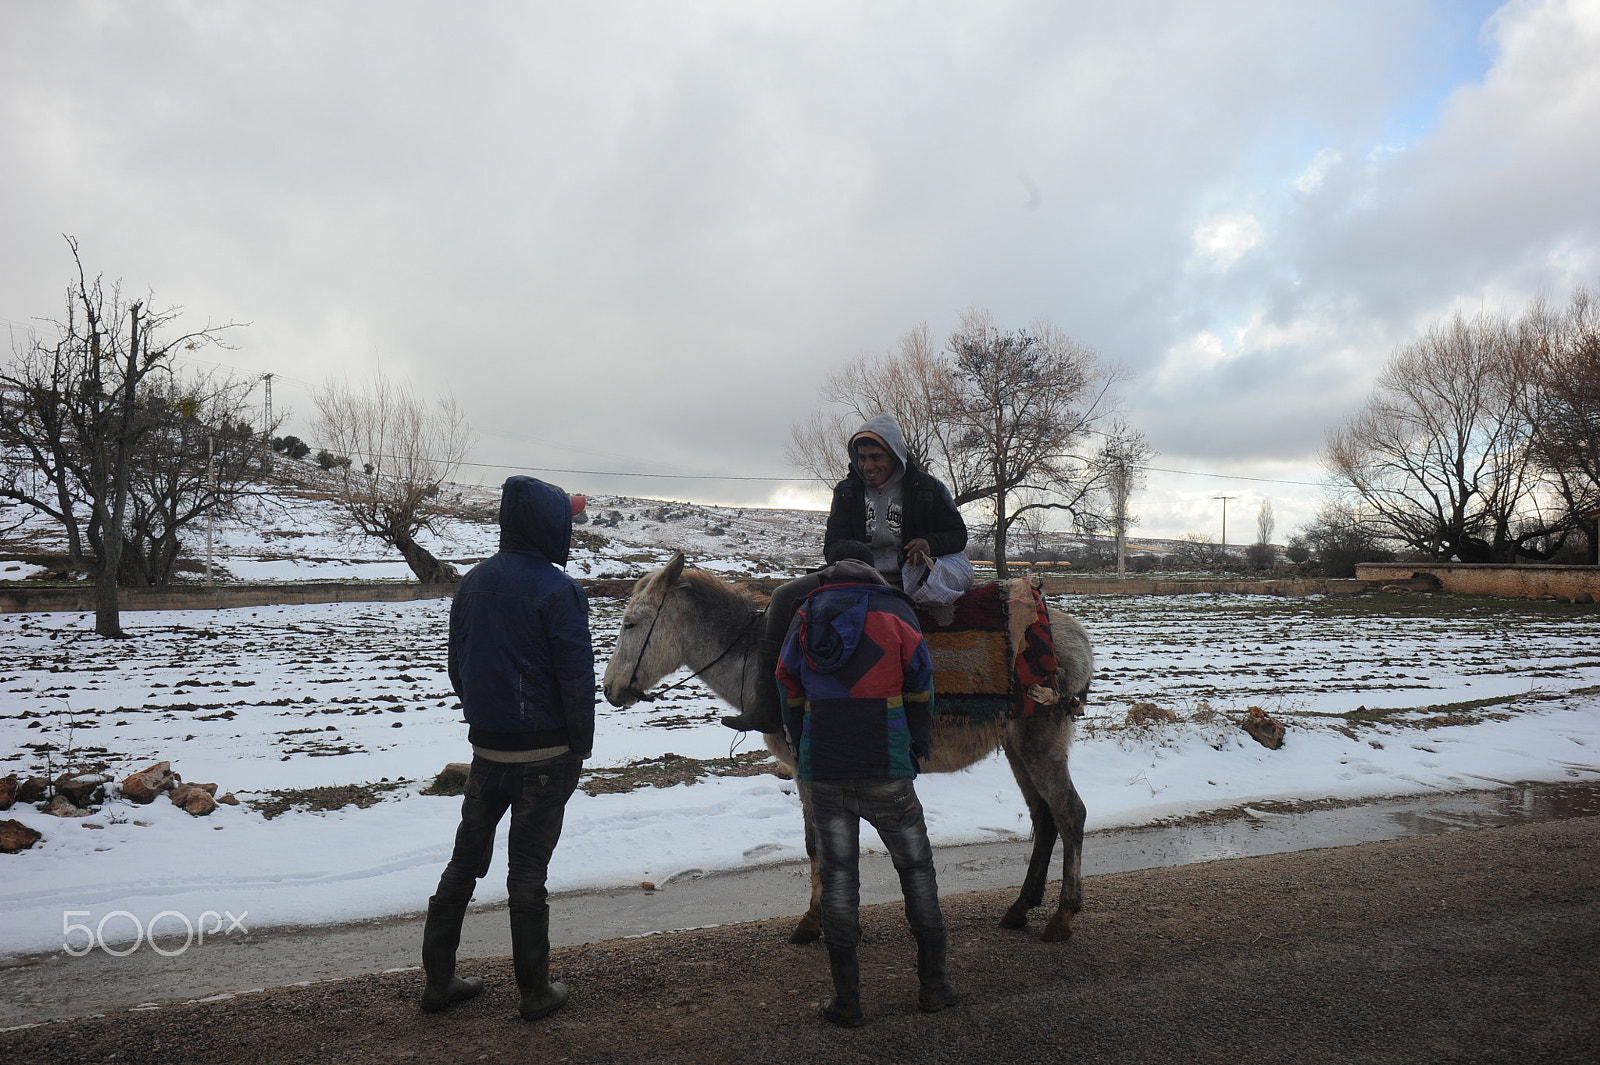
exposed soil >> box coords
[5,816,1595,1065]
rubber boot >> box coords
[720,638,785,733]
[420,899,485,1012]
[915,932,960,1012]
[821,947,864,1027]
[511,907,570,1022]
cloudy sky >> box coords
[2,0,1596,541]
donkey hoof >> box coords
[789,915,823,945]
[1040,910,1075,942]
[998,903,1030,930]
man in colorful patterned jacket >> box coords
[775,543,960,1026]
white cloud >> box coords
[0,0,1593,540]
[1192,213,1264,269]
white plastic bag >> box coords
[901,551,976,606]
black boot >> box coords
[420,899,485,1012]
[821,947,864,1027]
[720,638,785,733]
[915,932,959,1012]
[511,907,570,1022]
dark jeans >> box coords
[811,777,945,951]
[432,753,581,916]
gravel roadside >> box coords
[5,816,1595,1065]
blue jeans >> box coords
[811,777,946,951]
[432,753,582,916]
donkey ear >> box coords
[659,551,686,587]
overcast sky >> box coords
[3,0,1596,541]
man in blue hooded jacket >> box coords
[420,476,594,1023]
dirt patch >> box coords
[579,751,788,796]
[244,780,409,820]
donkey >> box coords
[601,552,1094,943]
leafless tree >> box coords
[310,372,475,583]
[942,311,1124,578]
[786,322,957,484]
[1323,310,1547,562]
[0,238,240,636]
[1293,500,1396,577]
[1245,498,1278,571]
[1255,499,1275,546]
[1097,421,1152,579]
[118,373,272,585]
[1521,287,1600,562]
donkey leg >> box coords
[789,779,824,944]
[1000,736,1058,930]
[1007,717,1086,942]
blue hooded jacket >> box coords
[448,476,595,757]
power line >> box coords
[23,341,1332,490]
[1143,465,1326,488]
[451,459,793,482]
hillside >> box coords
[2,462,830,583]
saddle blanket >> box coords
[913,578,1074,725]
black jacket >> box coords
[824,461,968,566]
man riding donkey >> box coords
[722,412,968,733]
[773,541,961,1025]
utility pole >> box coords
[1215,495,1236,555]
[260,372,274,471]
[205,434,215,585]
[1112,458,1129,580]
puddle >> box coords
[1081,780,1600,876]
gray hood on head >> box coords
[849,413,910,477]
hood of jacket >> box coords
[849,413,911,480]
[497,475,572,565]
[801,583,891,674]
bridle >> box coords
[618,581,765,704]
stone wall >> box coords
[1355,562,1600,600]
[0,581,459,614]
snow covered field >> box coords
[3,478,1599,959]
[2,585,1597,960]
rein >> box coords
[622,582,765,703]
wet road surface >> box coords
[3,779,1598,1029]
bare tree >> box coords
[1098,422,1152,579]
[1166,532,1225,571]
[0,238,240,636]
[1324,310,1547,562]
[943,313,1124,578]
[310,372,475,583]
[1294,501,1395,577]
[1522,287,1600,563]
[1245,498,1278,571]
[117,373,273,585]
[786,323,956,484]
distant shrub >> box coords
[272,435,311,460]
[315,449,351,471]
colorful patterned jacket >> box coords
[776,565,936,782]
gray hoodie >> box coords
[849,413,910,583]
